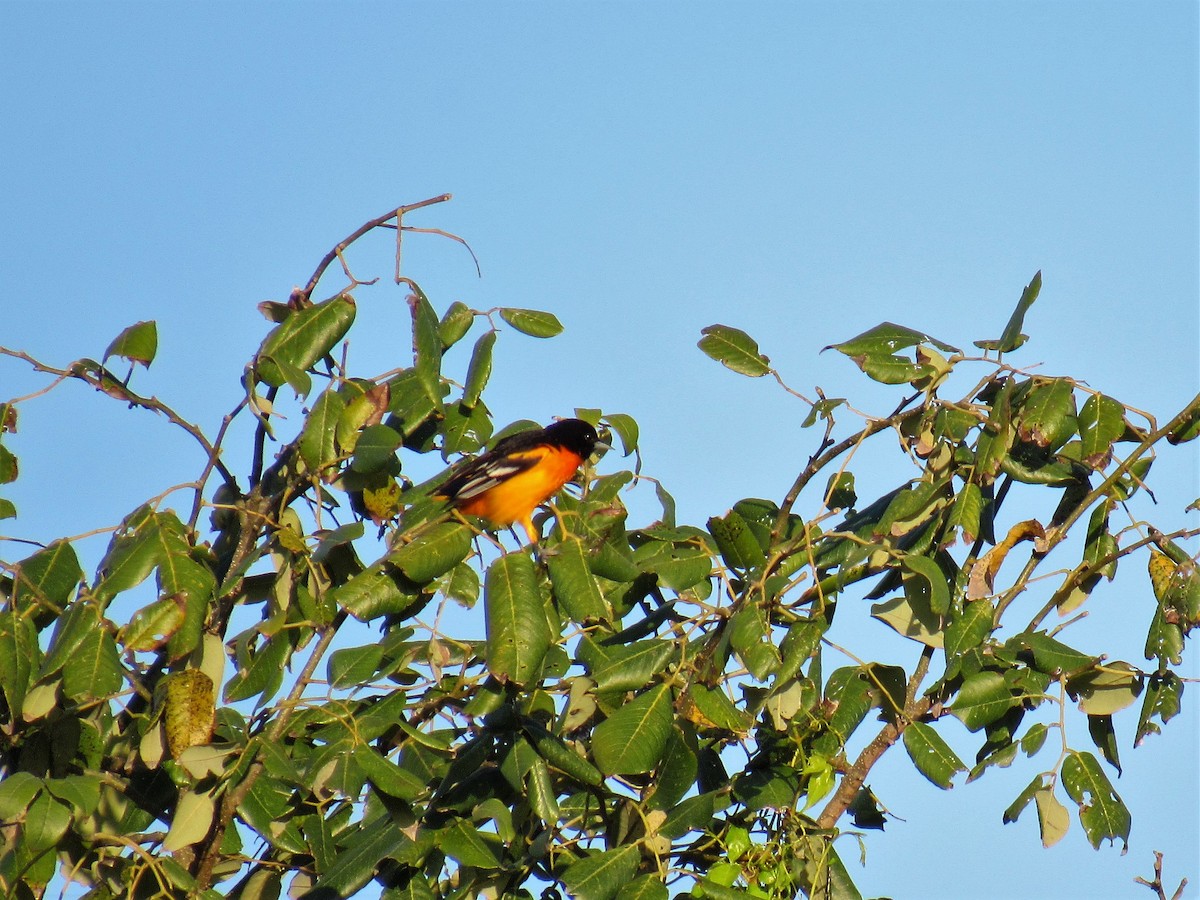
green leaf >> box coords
[616,875,669,900]
[697,324,770,377]
[943,600,993,662]
[1078,393,1126,467]
[438,561,480,608]
[603,412,639,456]
[1016,379,1077,451]
[299,388,346,472]
[439,818,501,869]
[825,471,857,510]
[902,721,966,789]
[485,551,551,686]
[1034,786,1071,848]
[389,523,473,584]
[238,774,292,845]
[592,682,673,775]
[92,504,160,605]
[406,286,444,407]
[352,746,425,801]
[499,307,563,338]
[546,537,610,624]
[902,554,951,616]
[870,591,944,648]
[526,757,561,823]
[0,444,16,485]
[163,790,216,851]
[461,329,496,409]
[660,790,725,839]
[61,625,124,701]
[224,633,290,704]
[1086,714,1121,774]
[327,644,385,689]
[682,682,753,733]
[828,321,958,358]
[522,721,604,787]
[1166,399,1200,444]
[0,771,42,820]
[10,540,83,620]
[819,667,873,751]
[1061,749,1130,850]
[334,562,423,622]
[121,595,187,652]
[633,539,712,592]
[561,845,640,900]
[828,322,958,385]
[950,671,1015,732]
[350,423,403,474]
[587,638,675,693]
[0,610,39,718]
[707,509,767,570]
[256,293,356,389]
[438,300,475,348]
[729,602,781,680]
[647,727,698,812]
[23,791,71,852]
[975,270,1041,353]
[1134,670,1183,746]
[310,816,412,897]
[103,319,157,368]
[1007,631,1097,677]
[1067,661,1142,715]
[441,399,494,456]
[1002,773,1044,825]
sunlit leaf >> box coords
[163,790,216,851]
[485,551,550,685]
[103,319,158,368]
[698,324,770,377]
[593,683,673,775]
[902,721,965,789]
[974,270,1041,353]
[256,293,355,389]
[561,845,640,900]
[1061,749,1130,850]
[499,307,563,338]
[950,671,1015,732]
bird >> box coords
[436,418,603,544]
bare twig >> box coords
[1134,851,1188,900]
[0,347,237,490]
[815,647,934,829]
[301,194,452,300]
[996,391,1200,626]
[191,615,345,892]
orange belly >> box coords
[455,448,581,526]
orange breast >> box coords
[456,447,582,526]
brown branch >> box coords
[191,616,344,893]
[1134,851,1188,900]
[0,347,238,491]
[815,646,934,830]
[301,194,452,300]
[995,390,1200,626]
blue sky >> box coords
[2,4,1197,899]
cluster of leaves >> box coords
[1,205,1198,900]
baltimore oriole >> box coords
[436,418,603,544]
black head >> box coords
[543,418,601,458]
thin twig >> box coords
[301,194,452,300]
[0,347,238,489]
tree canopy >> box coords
[1,198,1197,900]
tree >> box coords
[1,197,1196,900]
